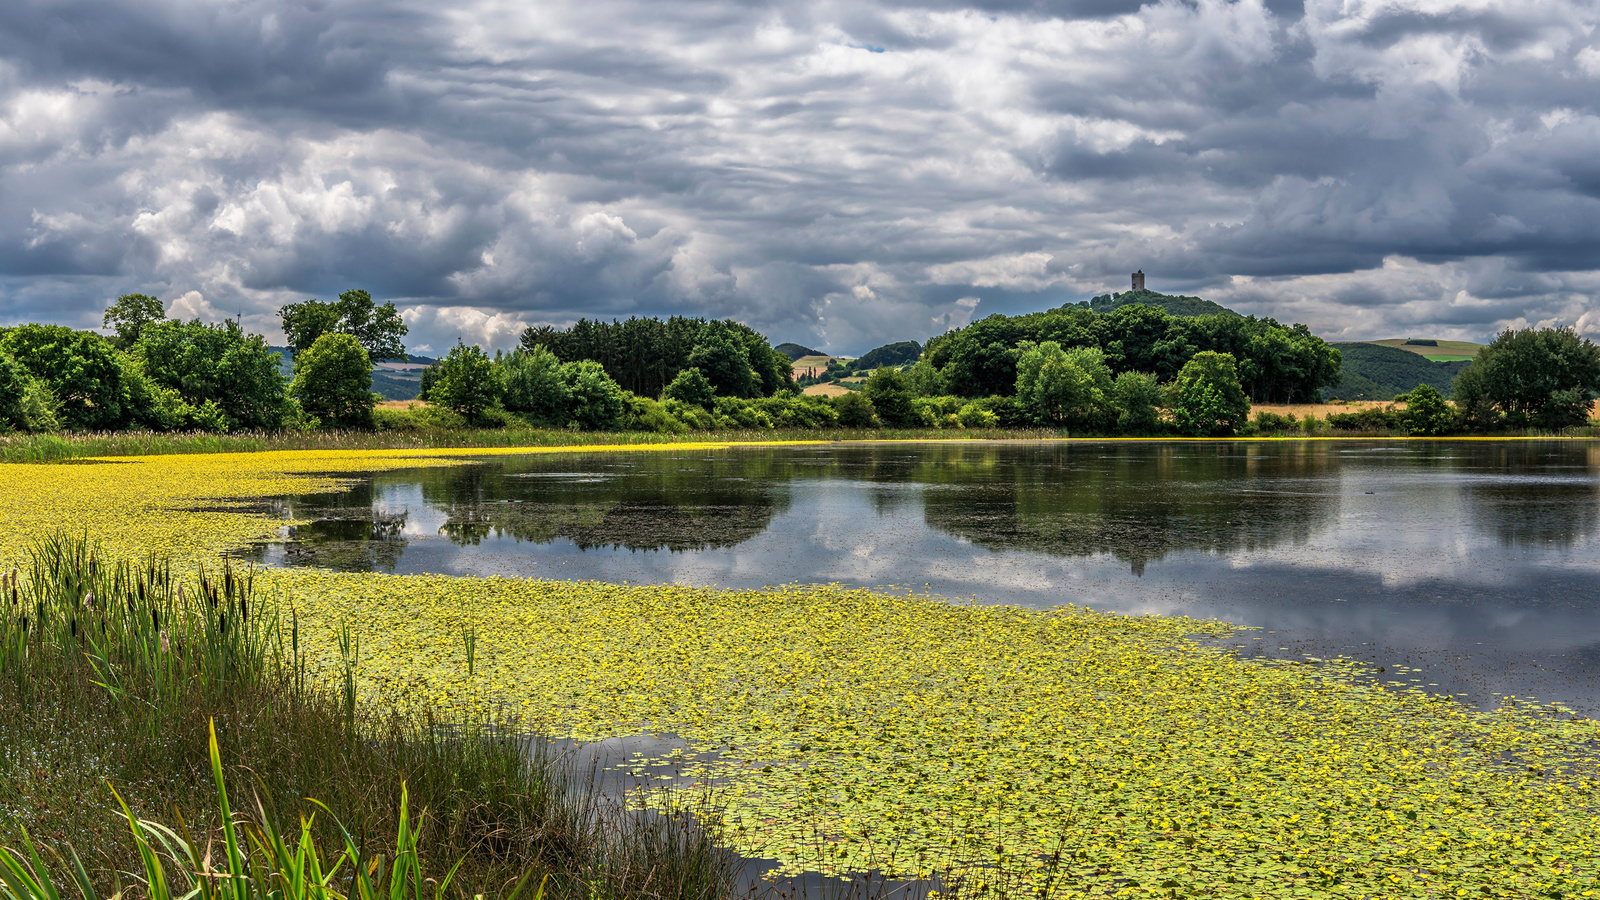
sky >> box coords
[0,0,1597,357]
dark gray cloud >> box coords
[0,0,1597,354]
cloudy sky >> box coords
[0,0,1597,355]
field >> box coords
[1369,338,1485,362]
[790,354,850,379]
[800,382,850,397]
[1250,400,1401,418]
[2,444,1599,898]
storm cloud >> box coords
[0,0,1596,353]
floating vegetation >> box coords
[2,447,1598,897]
[270,571,1600,898]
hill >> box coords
[270,347,435,402]
[850,341,923,371]
[1324,342,1470,401]
[1071,290,1239,318]
[775,342,822,361]
[1368,338,1484,363]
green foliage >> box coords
[832,391,879,427]
[498,347,572,426]
[1079,289,1239,317]
[279,289,408,361]
[1015,342,1116,429]
[102,293,167,348]
[521,316,792,399]
[956,401,999,429]
[905,358,944,397]
[1451,327,1600,431]
[371,403,467,431]
[849,340,923,372]
[863,366,918,427]
[1171,351,1250,436]
[663,366,716,408]
[927,302,1339,403]
[711,395,775,429]
[432,344,504,424]
[0,325,130,430]
[1112,370,1164,434]
[1324,342,1469,400]
[135,319,289,431]
[1326,406,1403,433]
[1251,410,1301,435]
[561,360,625,431]
[773,342,821,361]
[0,353,58,433]
[621,394,690,434]
[752,394,839,428]
[418,363,441,401]
[290,333,377,428]
[1398,383,1456,436]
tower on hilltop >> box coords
[1132,270,1146,292]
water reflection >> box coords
[247,440,1600,712]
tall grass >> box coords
[0,427,1076,463]
[0,535,747,899]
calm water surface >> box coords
[247,441,1600,714]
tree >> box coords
[103,294,166,348]
[0,352,59,432]
[1015,342,1115,429]
[1113,371,1164,434]
[499,346,572,425]
[687,321,761,398]
[1397,384,1456,436]
[432,344,503,424]
[135,319,288,430]
[0,325,128,430]
[905,359,944,397]
[663,367,716,408]
[832,391,878,428]
[279,289,407,361]
[290,333,376,428]
[1451,327,1600,431]
[863,367,918,427]
[562,360,625,430]
[1171,351,1250,436]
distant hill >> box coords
[1072,290,1240,318]
[1325,342,1471,401]
[270,346,435,402]
[850,341,923,371]
[774,342,822,361]
[1367,338,1484,363]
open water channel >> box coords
[248,440,1600,716]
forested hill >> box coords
[1072,290,1239,318]
[1324,342,1470,400]
[923,302,1340,403]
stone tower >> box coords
[1132,270,1146,292]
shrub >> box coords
[712,396,774,429]
[498,346,571,425]
[833,392,879,427]
[563,360,626,430]
[0,352,58,432]
[956,401,999,429]
[289,332,377,428]
[1398,384,1457,436]
[751,395,838,428]
[1326,406,1403,432]
[0,324,130,430]
[1171,351,1250,436]
[1251,410,1300,434]
[663,366,716,408]
[623,394,689,434]
[371,403,467,431]
[863,367,919,427]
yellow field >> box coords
[1251,400,1401,418]
[800,382,850,397]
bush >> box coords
[0,324,131,430]
[563,360,626,430]
[371,403,467,431]
[863,367,918,427]
[957,402,999,429]
[432,344,503,425]
[498,346,571,425]
[290,332,377,429]
[1326,406,1403,432]
[1398,384,1456,435]
[1251,411,1300,434]
[623,394,689,434]
[663,367,716,408]
[0,352,58,432]
[712,396,775,429]
[832,392,879,427]
[1171,351,1250,436]
[662,397,719,430]
[966,394,1030,427]
[751,395,838,428]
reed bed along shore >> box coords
[0,535,750,900]
[2,448,1599,898]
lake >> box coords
[246,440,1600,715]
